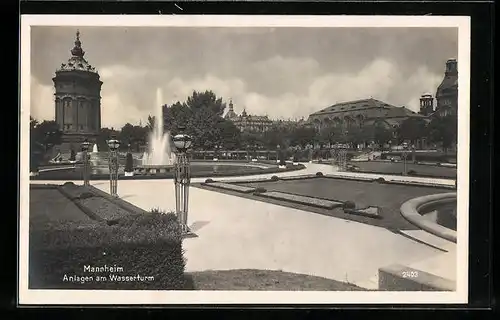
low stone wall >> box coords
[134,166,173,175]
[400,192,457,243]
[379,264,455,291]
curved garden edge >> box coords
[400,192,457,243]
[31,162,306,181]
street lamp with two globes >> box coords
[172,126,195,237]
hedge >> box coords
[29,212,191,290]
[381,152,456,163]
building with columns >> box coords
[53,30,102,153]
[307,98,425,133]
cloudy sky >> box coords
[30,26,457,128]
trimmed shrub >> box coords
[316,172,324,176]
[205,178,214,183]
[254,187,267,193]
[150,208,167,214]
[63,182,75,187]
[375,177,386,183]
[270,175,279,181]
[407,170,417,176]
[29,211,189,290]
[124,153,134,172]
[69,149,76,161]
[343,201,356,210]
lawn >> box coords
[29,186,99,229]
[237,177,452,231]
[349,161,457,178]
[187,269,366,291]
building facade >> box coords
[224,100,274,133]
[434,59,458,117]
[307,98,426,133]
[52,30,103,152]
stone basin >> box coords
[134,164,174,175]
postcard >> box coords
[19,14,470,305]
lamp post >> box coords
[81,139,91,186]
[276,144,281,164]
[173,126,194,237]
[107,138,120,197]
[338,144,348,172]
[402,142,409,176]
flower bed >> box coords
[255,191,343,209]
[384,180,456,190]
[203,182,257,194]
[324,174,376,182]
[58,183,133,223]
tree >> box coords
[261,127,286,149]
[119,123,148,152]
[398,117,427,145]
[96,127,120,151]
[30,120,62,152]
[185,90,226,117]
[215,119,241,150]
[125,152,134,172]
[159,91,228,150]
[427,114,457,153]
[373,124,393,147]
[346,125,372,148]
[30,119,63,168]
[289,126,318,148]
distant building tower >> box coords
[435,59,458,117]
[224,99,237,119]
[52,30,103,152]
[419,93,434,116]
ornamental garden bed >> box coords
[348,161,457,179]
[29,184,190,290]
[255,191,344,210]
[195,177,454,232]
[202,182,257,194]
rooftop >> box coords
[310,98,423,119]
[56,30,98,74]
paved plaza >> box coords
[31,162,457,289]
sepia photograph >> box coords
[19,15,470,305]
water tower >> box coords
[52,30,103,153]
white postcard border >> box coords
[19,14,471,305]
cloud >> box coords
[29,26,458,127]
[30,76,55,120]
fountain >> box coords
[134,88,177,175]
